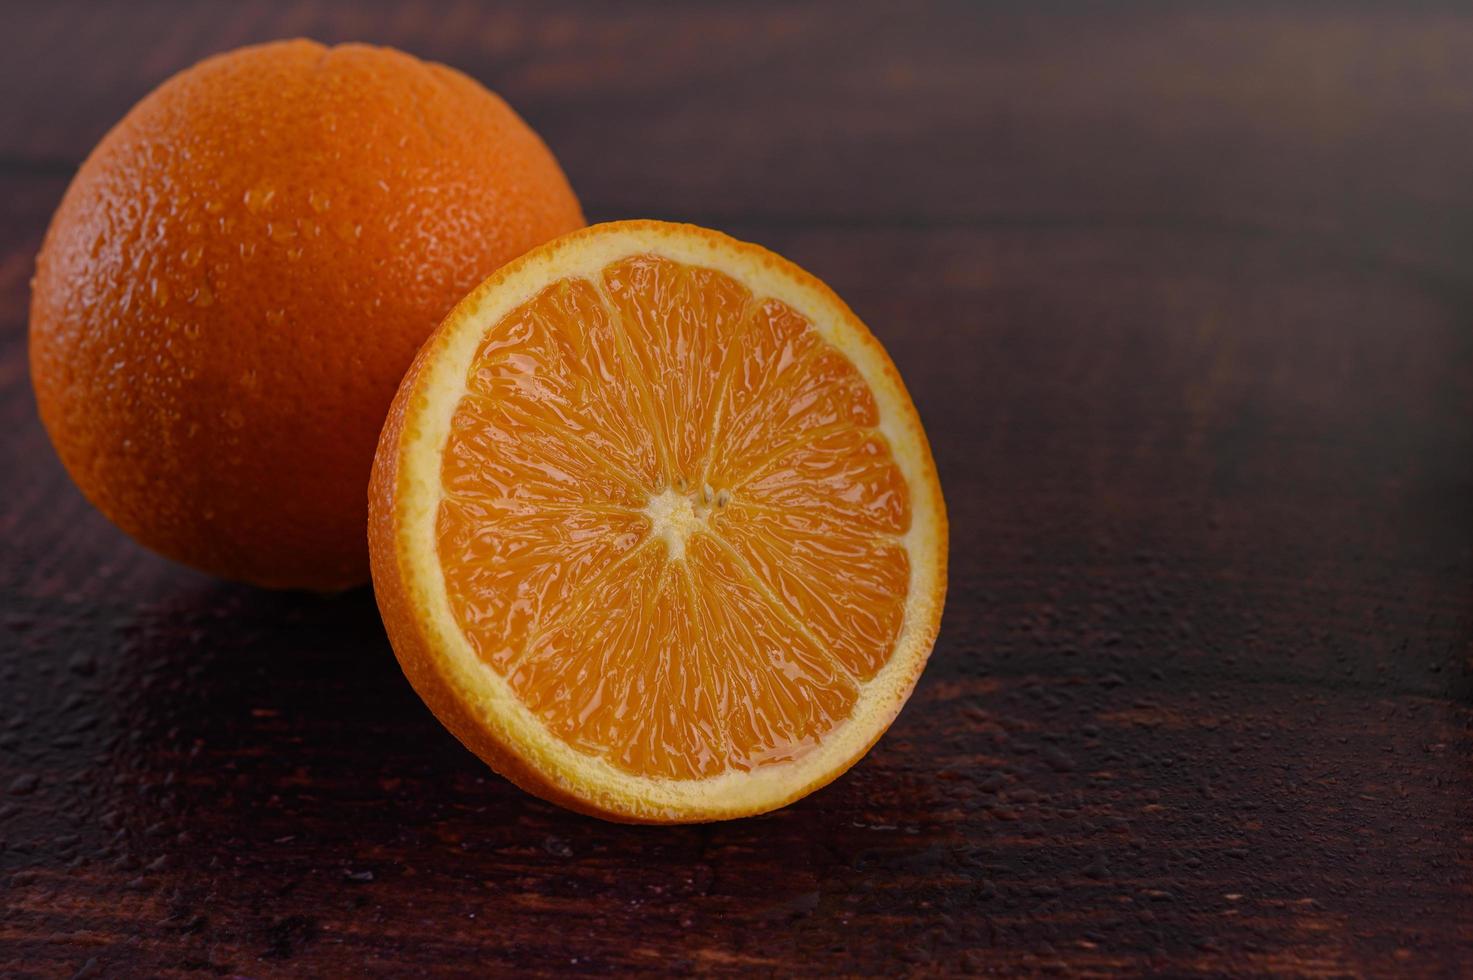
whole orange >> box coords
[30,40,584,589]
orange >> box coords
[29,40,583,589]
[369,221,947,822]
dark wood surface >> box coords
[3,2,1472,976]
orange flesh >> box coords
[436,255,912,779]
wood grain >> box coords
[2,2,1472,976]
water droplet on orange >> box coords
[286,246,304,262]
[203,199,225,215]
[308,191,331,213]
[243,184,276,214]
[265,308,286,327]
[181,245,203,268]
[268,221,296,245]
[189,284,214,308]
[182,322,201,339]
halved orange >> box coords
[369,221,947,822]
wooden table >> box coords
[3,2,1471,975]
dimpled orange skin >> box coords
[29,39,584,589]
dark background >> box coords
[3,1,1472,976]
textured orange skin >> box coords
[30,39,583,589]
[368,222,950,823]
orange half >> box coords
[369,221,947,822]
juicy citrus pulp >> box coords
[370,221,946,821]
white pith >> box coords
[641,487,710,561]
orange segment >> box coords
[714,503,910,681]
[683,534,858,769]
[601,255,754,481]
[709,298,882,484]
[370,220,947,822]
[435,494,647,673]
[464,278,660,487]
